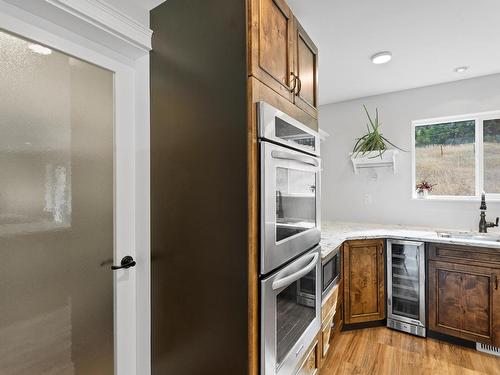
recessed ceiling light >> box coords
[371,51,392,65]
[454,66,469,73]
[28,43,52,55]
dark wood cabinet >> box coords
[428,243,500,346]
[249,0,319,123]
[293,18,319,118]
[343,240,385,324]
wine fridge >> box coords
[387,239,426,337]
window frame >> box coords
[411,110,500,201]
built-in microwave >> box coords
[259,101,321,275]
[321,246,341,299]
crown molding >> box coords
[3,0,152,58]
[46,0,152,51]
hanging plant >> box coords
[352,105,406,158]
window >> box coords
[412,111,500,199]
[483,119,500,194]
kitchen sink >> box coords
[437,231,500,243]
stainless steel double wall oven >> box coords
[258,102,322,375]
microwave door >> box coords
[322,248,341,296]
[261,142,321,275]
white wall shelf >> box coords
[350,149,398,175]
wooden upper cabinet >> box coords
[293,18,319,118]
[248,0,319,122]
[428,261,500,346]
[249,0,295,102]
[343,240,385,324]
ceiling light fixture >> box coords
[371,51,392,65]
[28,43,52,55]
[454,66,469,73]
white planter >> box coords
[416,189,429,199]
[350,149,398,175]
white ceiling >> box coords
[287,0,500,105]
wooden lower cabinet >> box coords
[320,314,334,360]
[296,339,319,375]
[428,260,500,345]
[343,240,385,324]
[318,281,344,366]
[319,298,344,366]
[334,298,344,334]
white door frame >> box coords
[0,1,151,374]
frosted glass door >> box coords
[0,30,114,374]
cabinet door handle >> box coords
[496,275,498,290]
[290,73,298,93]
[297,76,302,95]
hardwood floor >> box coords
[321,327,500,375]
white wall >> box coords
[320,73,500,231]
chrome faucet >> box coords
[479,192,499,233]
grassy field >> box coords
[415,143,500,196]
[484,143,500,193]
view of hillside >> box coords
[415,119,500,196]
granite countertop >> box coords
[320,221,500,258]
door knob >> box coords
[111,256,136,270]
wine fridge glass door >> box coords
[388,240,425,327]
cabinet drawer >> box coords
[296,341,318,375]
[429,243,500,267]
[320,312,334,360]
[332,303,343,334]
[321,283,340,323]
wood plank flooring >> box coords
[321,327,500,375]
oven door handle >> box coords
[272,252,319,291]
[271,150,319,167]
